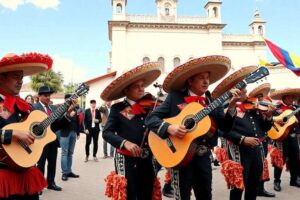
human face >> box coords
[187,72,210,96]
[25,95,34,104]
[124,79,145,101]
[39,93,51,106]
[255,94,264,101]
[282,95,294,105]
[0,71,23,95]
[90,102,96,109]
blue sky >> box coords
[0,0,299,84]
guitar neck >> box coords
[286,106,300,120]
[39,102,70,130]
[194,80,247,123]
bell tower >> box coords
[204,0,222,19]
[156,0,178,21]
[112,0,127,20]
[249,9,266,36]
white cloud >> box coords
[28,0,60,10]
[0,0,60,11]
[51,55,87,84]
[0,0,24,11]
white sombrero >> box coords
[101,62,161,101]
[0,53,52,76]
[163,55,231,93]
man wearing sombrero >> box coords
[270,88,300,191]
[248,83,275,198]
[0,53,52,199]
[101,62,162,200]
[145,55,244,200]
[216,65,274,200]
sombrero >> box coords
[0,53,52,76]
[211,65,258,99]
[248,83,271,98]
[163,55,231,93]
[270,88,300,100]
[101,62,161,101]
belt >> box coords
[116,148,151,159]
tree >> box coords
[30,70,64,93]
[63,82,79,94]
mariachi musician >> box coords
[247,83,275,197]
[145,55,243,200]
[101,63,162,200]
[269,88,300,191]
[0,53,58,199]
[213,66,274,200]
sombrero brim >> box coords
[163,55,231,93]
[101,62,161,101]
[270,88,300,100]
[248,83,271,98]
[0,53,52,76]
[211,66,258,99]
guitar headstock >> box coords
[245,67,269,84]
[67,83,90,101]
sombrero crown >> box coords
[211,65,258,99]
[270,88,300,100]
[163,55,231,93]
[101,62,161,101]
[248,83,271,98]
[0,53,52,76]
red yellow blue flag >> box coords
[265,39,300,76]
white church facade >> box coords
[84,0,297,104]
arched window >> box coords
[173,57,180,68]
[213,7,218,17]
[165,8,170,16]
[143,57,150,64]
[258,25,264,35]
[158,57,165,71]
[116,3,122,13]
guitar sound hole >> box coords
[32,124,44,137]
[184,118,196,130]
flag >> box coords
[259,59,273,67]
[265,39,300,76]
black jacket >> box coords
[84,108,101,132]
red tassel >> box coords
[104,171,127,200]
[270,147,284,169]
[164,170,171,184]
[261,159,270,181]
[0,167,47,198]
[214,147,229,164]
[221,160,245,190]
[152,177,162,200]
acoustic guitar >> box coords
[0,83,89,170]
[268,106,300,141]
[148,67,269,168]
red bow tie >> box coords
[280,104,294,111]
[184,96,207,107]
[0,89,31,114]
[236,103,246,112]
[131,103,146,115]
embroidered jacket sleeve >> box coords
[0,129,13,144]
[145,93,173,139]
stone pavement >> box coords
[41,136,299,200]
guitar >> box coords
[148,67,269,168]
[0,83,89,170]
[268,106,300,141]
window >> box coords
[213,7,218,17]
[157,57,165,71]
[165,8,170,16]
[173,57,180,68]
[116,3,122,13]
[143,57,150,64]
[258,25,264,35]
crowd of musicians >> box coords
[0,53,300,200]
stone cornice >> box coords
[108,20,226,40]
[222,41,266,47]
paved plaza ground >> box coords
[41,136,299,200]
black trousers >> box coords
[173,152,212,200]
[274,135,300,183]
[85,128,99,157]
[116,155,155,200]
[37,141,58,184]
[0,194,39,200]
[230,146,263,200]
